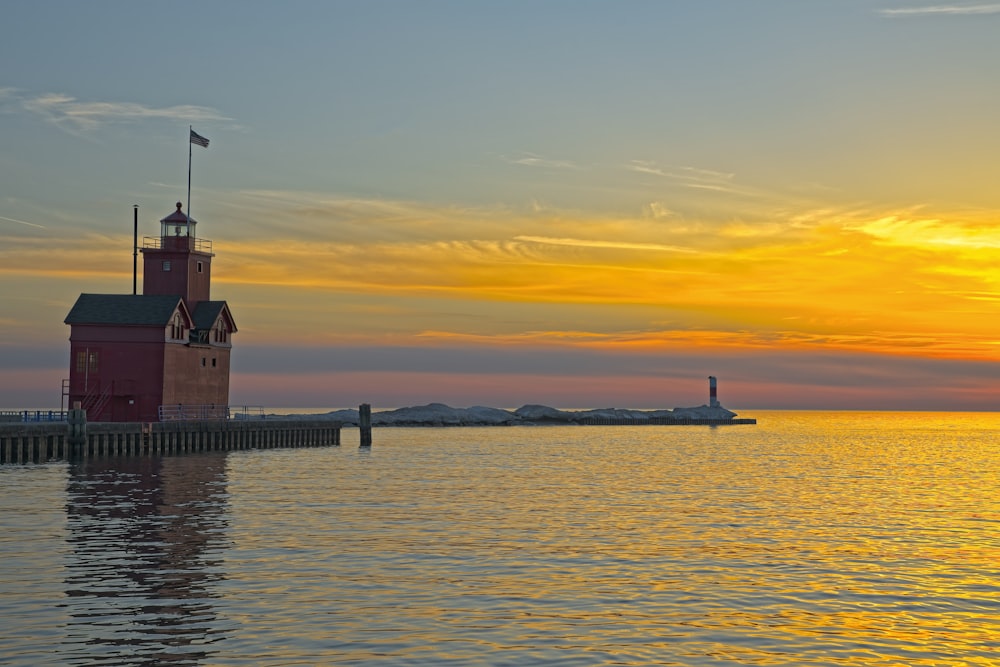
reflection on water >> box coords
[1,412,999,666]
[62,454,233,666]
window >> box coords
[162,260,172,272]
[77,350,98,373]
[212,358,217,368]
[201,357,207,367]
[171,314,185,340]
[197,261,204,273]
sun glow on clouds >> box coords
[6,189,999,398]
[197,191,1000,365]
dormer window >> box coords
[171,314,185,340]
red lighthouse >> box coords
[64,203,237,422]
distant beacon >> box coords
[708,376,719,408]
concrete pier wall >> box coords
[0,419,341,464]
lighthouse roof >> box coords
[65,294,190,326]
[160,201,196,225]
[192,300,238,333]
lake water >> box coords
[1,411,998,666]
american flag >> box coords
[190,129,210,148]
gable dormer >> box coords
[165,300,194,343]
[191,301,237,348]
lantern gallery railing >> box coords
[142,236,213,253]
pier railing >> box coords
[230,406,266,420]
[157,405,266,422]
[0,410,69,423]
[4,406,267,424]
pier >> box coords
[0,419,341,465]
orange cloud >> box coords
[5,194,999,366]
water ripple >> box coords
[1,412,998,665]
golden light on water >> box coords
[2,412,998,664]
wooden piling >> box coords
[67,402,87,456]
[359,403,372,447]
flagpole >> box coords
[187,125,193,235]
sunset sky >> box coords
[2,1,999,411]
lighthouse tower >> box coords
[64,203,236,422]
[708,376,720,408]
[140,202,214,308]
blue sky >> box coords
[3,1,1000,410]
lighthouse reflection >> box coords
[63,453,233,666]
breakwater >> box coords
[572,416,757,426]
[0,419,341,464]
[298,402,757,426]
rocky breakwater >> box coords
[272,402,743,426]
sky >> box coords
[2,1,999,411]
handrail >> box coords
[230,406,266,420]
[157,405,266,421]
[0,410,69,423]
[142,236,213,253]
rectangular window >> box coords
[162,260,172,272]
[197,261,204,273]
[76,351,86,373]
[87,351,98,372]
[212,358,217,368]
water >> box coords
[2,411,998,666]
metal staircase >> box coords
[81,382,113,421]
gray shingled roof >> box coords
[191,300,231,331]
[65,294,185,326]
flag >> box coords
[190,129,210,148]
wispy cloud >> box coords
[626,160,734,183]
[879,3,1000,16]
[18,91,230,132]
[514,235,699,254]
[644,202,675,220]
[0,215,45,229]
[627,160,668,177]
[503,153,580,169]
[625,160,755,198]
